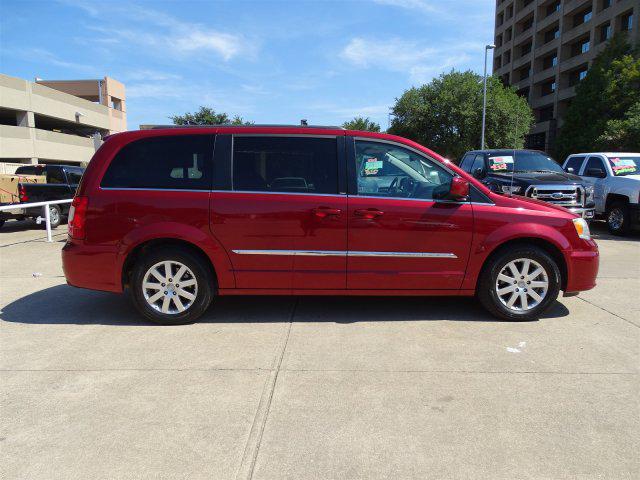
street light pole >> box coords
[481,44,496,150]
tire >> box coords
[130,247,214,325]
[606,202,630,236]
[477,245,561,321]
[0,219,5,229]
[40,204,61,229]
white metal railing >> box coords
[0,199,73,242]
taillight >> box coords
[68,196,88,239]
[19,185,28,202]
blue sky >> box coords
[1,0,495,130]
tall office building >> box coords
[493,0,638,153]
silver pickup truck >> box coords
[562,153,640,235]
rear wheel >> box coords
[606,202,630,236]
[130,247,214,325]
[477,245,560,321]
[39,204,61,229]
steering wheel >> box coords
[388,176,400,195]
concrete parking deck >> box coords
[1,220,638,479]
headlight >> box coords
[573,217,591,240]
[585,185,594,200]
[501,185,522,194]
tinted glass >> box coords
[584,157,606,176]
[66,169,83,184]
[355,140,452,200]
[101,135,213,189]
[15,166,45,176]
[233,136,338,194]
[564,156,585,173]
[47,168,65,184]
[488,151,563,173]
[470,154,486,174]
[459,154,474,172]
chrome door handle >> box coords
[312,207,342,218]
[354,208,384,219]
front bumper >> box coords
[567,206,595,220]
[564,241,599,294]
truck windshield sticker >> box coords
[363,157,383,175]
[609,158,638,176]
[489,156,514,171]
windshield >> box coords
[608,156,640,176]
[488,151,564,174]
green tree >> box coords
[170,106,252,126]
[388,70,533,160]
[556,35,640,159]
[342,116,381,132]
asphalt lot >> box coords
[1,219,639,480]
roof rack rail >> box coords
[139,124,346,130]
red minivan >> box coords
[62,126,599,324]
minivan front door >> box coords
[210,134,347,291]
[346,139,473,291]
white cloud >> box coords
[372,0,441,14]
[64,0,255,62]
[340,37,480,84]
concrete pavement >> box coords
[1,220,638,479]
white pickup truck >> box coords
[562,152,640,235]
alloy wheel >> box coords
[142,260,198,314]
[495,258,549,312]
[608,208,624,231]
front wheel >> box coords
[477,246,561,321]
[130,247,214,325]
[606,202,630,236]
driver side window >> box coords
[355,140,452,200]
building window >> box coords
[496,33,503,47]
[506,4,514,19]
[542,53,558,70]
[506,27,513,41]
[571,38,590,57]
[544,26,560,43]
[574,7,593,28]
[569,66,589,86]
[599,22,612,43]
[546,0,561,17]
[538,105,554,122]
[520,41,532,57]
[541,79,556,96]
[599,0,612,12]
[504,50,511,63]
[497,12,504,26]
[518,65,531,80]
[620,11,634,32]
[520,16,534,33]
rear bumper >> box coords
[62,240,121,293]
[564,242,599,294]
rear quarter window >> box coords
[101,135,214,190]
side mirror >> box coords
[448,177,470,200]
[566,167,575,173]
[472,167,486,179]
[586,168,606,178]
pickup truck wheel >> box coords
[130,247,214,325]
[0,219,5,229]
[606,202,630,236]
[40,204,61,229]
[478,246,560,321]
